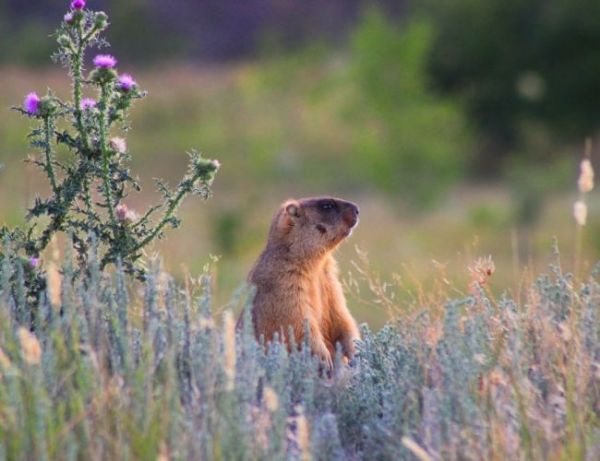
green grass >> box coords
[1,65,599,329]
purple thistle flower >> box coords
[93,54,117,69]
[70,0,86,10]
[64,12,74,24]
[24,92,40,115]
[29,257,40,268]
[118,73,136,92]
[81,98,96,110]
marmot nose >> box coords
[347,202,359,217]
[343,202,359,226]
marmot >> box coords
[239,196,361,368]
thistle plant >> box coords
[1,0,219,286]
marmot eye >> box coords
[319,202,335,211]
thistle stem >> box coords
[130,187,189,255]
[43,116,59,197]
[72,23,88,151]
[99,83,117,227]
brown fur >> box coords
[238,197,361,369]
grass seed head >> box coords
[578,158,594,193]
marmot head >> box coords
[269,196,359,260]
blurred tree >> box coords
[0,0,394,64]
[347,8,472,207]
[427,0,600,169]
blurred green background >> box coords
[1,0,600,327]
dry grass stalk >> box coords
[222,310,236,391]
[401,436,432,461]
[46,261,62,309]
[17,328,41,365]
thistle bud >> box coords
[90,68,117,85]
[94,12,109,31]
[72,9,84,23]
[116,204,139,225]
[63,12,75,25]
[109,137,127,154]
[38,96,58,117]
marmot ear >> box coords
[285,201,301,218]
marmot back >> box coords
[239,196,361,369]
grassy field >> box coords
[0,236,599,459]
[1,65,599,329]
[1,62,600,459]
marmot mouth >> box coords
[345,216,359,229]
[342,227,355,238]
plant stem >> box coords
[129,188,189,255]
[99,83,117,227]
[43,116,59,197]
[72,23,88,150]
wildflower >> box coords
[70,0,86,10]
[574,200,587,226]
[23,92,40,115]
[93,54,117,69]
[118,73,136,92]
[116,204,139,224]
[81,98,96,110]
[47,262,62,309]
[109,137,126,154]
[223,310,236,391]
[64,12,74,24]
[17,328,42,365]
[29,256,40,267]
[578,158,594,193]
